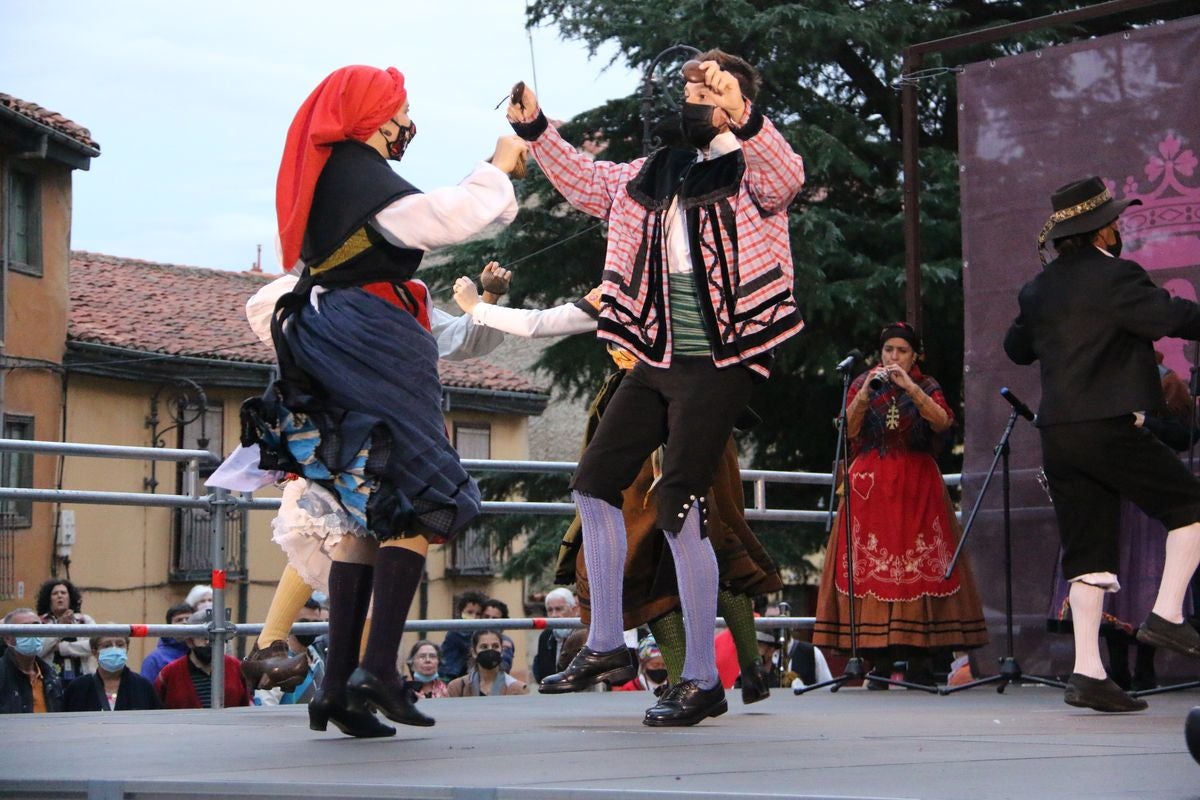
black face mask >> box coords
[475,649,502,670]
[679,102,720,150]
[645,668,669,684]
[1107,228,1123,258]
[191,645,212,665]
[295,634,316,649]
[381,117,417,162]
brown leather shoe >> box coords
[241,640,308,691]
[1064,673,1148,713]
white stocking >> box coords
[1069,580,1106,680]
[1152,522,1200,624]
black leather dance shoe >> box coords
[740,663,770,704]
[242,640,309,691]
[643,679,728,727]
[308,688,396,738]
[538,645,636,694]
[346,667,435,727]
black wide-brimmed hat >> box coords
[1037,176,1141,254]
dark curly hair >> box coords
[453,590,488,618]
[36,579,82,617]
[483,598,509,618]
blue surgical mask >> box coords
[412,671,439,684]
[98,646,128,672]
[13,637,42,657]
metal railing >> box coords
[2,616,816,640]
[0,437,960,707]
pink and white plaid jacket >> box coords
[526,104,805,378]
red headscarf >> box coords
[276,65,407,271]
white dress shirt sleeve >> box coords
[372,161,518,251]
[470,301,598,338]
[430,305,504,360]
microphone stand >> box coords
[941,388,1064,695]
[797,359,936,694]
[775,601,791,681]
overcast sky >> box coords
[2,1,639,271]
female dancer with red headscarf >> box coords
[250,65,525,738]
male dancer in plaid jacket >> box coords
[508,49,804,726]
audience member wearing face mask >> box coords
[614,636,670,695]
[153,611,252,709]
[446,631,528,697]
[405,640,450,699]
[0,609,63,713]
[532,588,579,683]
[64,634,159,712]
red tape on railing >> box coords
[129,624,148,637]
[212,569,226,590]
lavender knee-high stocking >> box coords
[665,505,720,690]
[572,490,627,653]
[322,561,374,693]
[359,546,426,684]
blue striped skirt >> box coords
[283,287,480,542]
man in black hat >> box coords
[1005,175,1200,712]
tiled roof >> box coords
[68,251,546,396]
[0,93,99,152]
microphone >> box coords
[1000,387,1035,421]
[835,349,862,373]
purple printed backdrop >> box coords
[958,15,1200,677]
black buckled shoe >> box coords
[643,679,728,727]
[539,645,635,694]
[308,688,395,738]
[242,640,309,692]
[1064,673,1148,713]
[346,667,435,727]
[1136,612,1200,659]
[740,663,770,705]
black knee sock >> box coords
[359,546,426,683]
[322,561,374,692]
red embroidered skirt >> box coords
[813,449,988,651]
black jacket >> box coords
[532,628,560,683]
[64,668,160,712]
[0,651,64,713]
[1004,248,1200,426]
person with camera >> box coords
[813,322,988,687]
